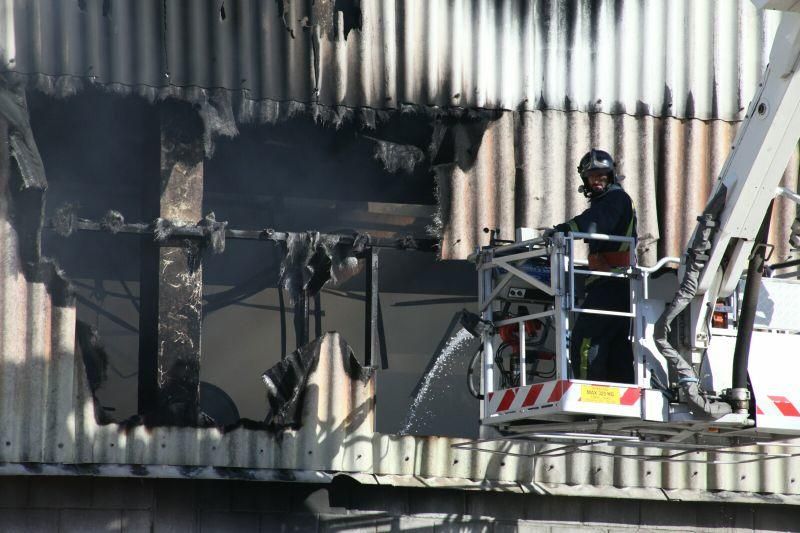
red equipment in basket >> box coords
[497,319,543,354]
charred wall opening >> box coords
[31,88,158,421]
[201,115,480,436]
[29,88,480,437]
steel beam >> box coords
[294,289,310,349]
[49,217,437,251]
[140,101,205,425]
[365,247,379,367]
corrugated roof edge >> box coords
[0,462,796,505]
[0,0,782,123]
[2,70,512,159]
[3,69,747,130]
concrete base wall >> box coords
[0,475,797,532]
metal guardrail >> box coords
[567,232,637,319]
[477,232,700,404]
[479,231,645,406]
[639,256,681,299]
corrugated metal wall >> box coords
[3,0,796,263]
[435,110,800,263]
[1,0,783,121]
[3,1,800,502]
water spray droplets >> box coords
[399,328,474,435]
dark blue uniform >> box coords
[555,184,637,383]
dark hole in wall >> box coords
[334,0,363,40]
[203,113,437,210]
[29,87,159,421]
[27,87,479,436]
[202,114,479,435]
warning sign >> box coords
[581,385,621,404]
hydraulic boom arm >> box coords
[685,4,800,347]
[655,2,800,417]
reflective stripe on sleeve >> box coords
[580,337,592,379]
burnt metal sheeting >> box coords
[435,110,800,265]
[0,0,783,121]
[262,334,373,429]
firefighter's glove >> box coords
[544,224,572,238]
[553,223,572,234]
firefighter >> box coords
[550,149,637,383]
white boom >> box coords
[688,7,800,350]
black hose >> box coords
[732,201,773,407]
[653,185,732,418]
[495,343,514,387]
[467,346,484,400]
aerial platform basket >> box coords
[464,230,800,459]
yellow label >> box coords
[581,385,620,404]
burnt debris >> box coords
[279,232,360,349]
[197,211,228,254]
[197,90,239,157]
[1,73,73,306]
[52,202,79,237]
[75,320,112,424]
[274,0,295,38]
[76,320,109,393]
[50,207,233,256]
[371,138,425,174]
[262,337,322,429]
[45,207,437,253]
[262,334,372,429]
[279,231,361,304]
[0,74,47,190]
[100,210,125,233]
[153,217,176,242]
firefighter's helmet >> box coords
[577,149,616,198]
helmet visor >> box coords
[578,152,614,177]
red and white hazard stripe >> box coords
[487,380,639,415]
[756,394,800,417]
